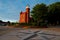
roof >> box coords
[20,12,26,14]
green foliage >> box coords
[47,2,60,25]
[48,2,60,15]
[31,3,48,26]
[19,23,32,26]
[31,2,60,27]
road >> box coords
[0,28,60,40]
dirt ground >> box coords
[3,26,60,32]
[30,28,60,32]
[43,28,60,32]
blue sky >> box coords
[0,0,60,22]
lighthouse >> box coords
[19,6,30,23]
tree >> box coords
[7,21,10,26]
[0,20,3,23]
[48,2,60,25]
[31,3,48,26]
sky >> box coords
[0,0,60,22]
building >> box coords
[19,6,30,23]
[0,20,10,26]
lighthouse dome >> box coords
[26,5,29,8]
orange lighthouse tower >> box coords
[19,6,30,23]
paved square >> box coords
[0,28,60,40]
